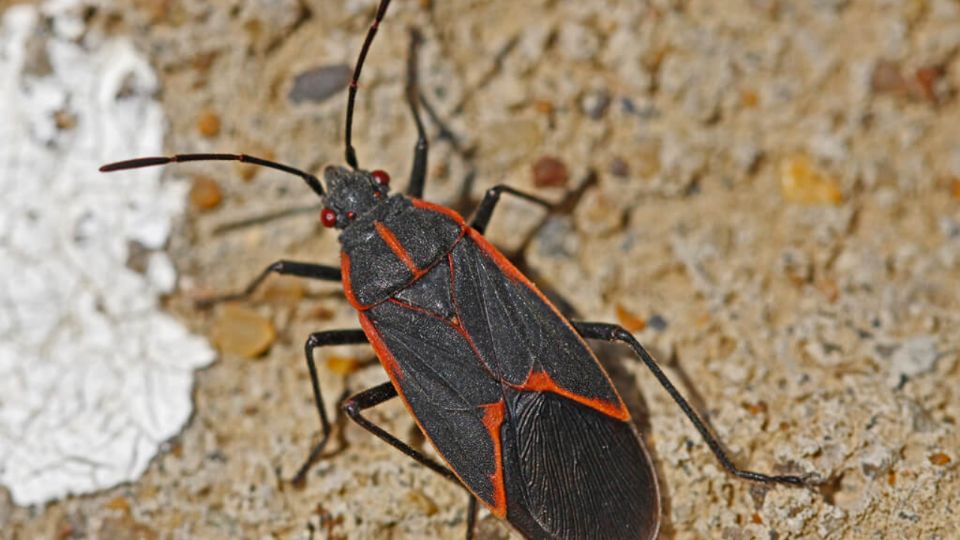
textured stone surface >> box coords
[2,0,959,538]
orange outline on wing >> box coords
[516,370,630,422]
[480,400,507,518]
[465,228,631,422]
[340,253,367,311]
[375,221,420,274]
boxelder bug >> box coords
[101,1,812,538]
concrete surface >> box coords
[1,0,958,538]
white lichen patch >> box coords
[0,2,213,506]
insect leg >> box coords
[341,381,459,483]
[196,260,340,308]
[465,495,478,540]
[405,28,429,198]
[573,321,810,487]
[469,185,552,235]
[343,382,478,538]
[292,329,368,485]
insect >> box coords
[101,1,811,538]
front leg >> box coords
[574,321,810,487]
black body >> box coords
[340,194,659,538]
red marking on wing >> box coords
[340,252,368,311]
[357,310,508,515]
[359,312,403,381]
[517,370,630,422]
[410,197,468,226]
[375,221,420,274]
[466,228,632,421]
[480,400,507,518]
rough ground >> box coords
[3,0,960,538]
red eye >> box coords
[372,169,390,186]
[320,207,337,228]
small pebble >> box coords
[533,99,554,115]
[189,175,223,211]
[196,109,220,138]
[326,355,362,375]
[647,314,668,331]
[740,89,759,108]
[288,64,352,104]
[744,401,768,416]
[929,453,951,466]
[54,109,76,130]
[532,156,569,188]
[780,155,842,205]
[211,304,276,358]
[615,304,646,332]
[953,178,960,201]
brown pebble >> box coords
[532,156,569,188]
[780,155,842,205]
[309,305,336,320]
[196,109,220,137]
[929,453,951,466]
[189,175,222,211]
[743,401,768,416]
[54,109,77,130]
[533,99,554,115]
[615,304,646,332]
[740,89,759,108]
[952,178,960,200]
[327,355,362,376]
[211,304,276,358]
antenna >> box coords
[99,153,325,197]
[344,0,393,170]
